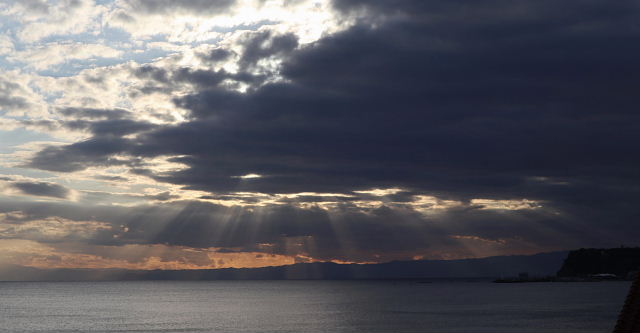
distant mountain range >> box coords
[0,251,569,281]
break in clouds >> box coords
[0,0,639,271]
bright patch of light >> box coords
[144,155,190,174]
[353,188,405,196]
[410,195,464,212]
[276,192,353,198]
[471,199,542,210]
[234,173,263,179]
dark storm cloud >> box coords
[64,119,156,137]
[81,190,179,202]
[31,0,640,196]
[24,0,640,256]
[122,0,236,15]
[10,181,71,199]
[28,137,135,172]
[20,107,156,141]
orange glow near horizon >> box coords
[0,240,298,271]
[0,236,559,272]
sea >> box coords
[0,280,631,333]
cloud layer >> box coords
[0,0,639,271]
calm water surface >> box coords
[0,280,630,333]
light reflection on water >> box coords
[0,280,630,333]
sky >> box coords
[0,0,639,273]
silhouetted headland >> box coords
[495,247,640,283]
[558,247,640,279]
